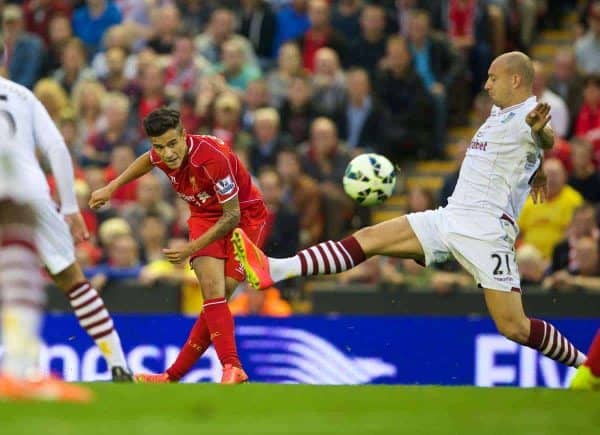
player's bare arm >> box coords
[163,195,241,264]
[89,152,153,209]
[526,102,554,149]
[529,155,547,204]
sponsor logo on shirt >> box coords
[216,175,236,196]
[197,191,211,203]
[468,140,488,151]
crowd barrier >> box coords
[19,314,598,387]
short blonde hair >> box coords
[102,91,130,113]
[72,79,106,113]
[254,107,280,126]
[33,78,71,120]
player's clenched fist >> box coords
[89,185,115,210]
[526,102,551,133]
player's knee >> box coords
[199,277,225,299]
[53,262,84,292]
[495,317,530,344]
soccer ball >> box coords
[343,153,397,206]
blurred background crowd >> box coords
[1,0,599,315]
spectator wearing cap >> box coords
[2,5,45,89]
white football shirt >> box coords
[447,96,542,221]
[0,77,78,213]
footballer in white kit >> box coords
[0,77,132,382]
[233,51,587,369]
[406,96,541,292]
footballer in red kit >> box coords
[149,134,267,281]
[90,107,267,384]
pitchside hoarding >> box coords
[3,315,596,387]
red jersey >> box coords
[149,134,265,220]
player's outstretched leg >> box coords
[135,312,212,383]
[53,263,132,382]
[571,330,600,390]
[484,290,586,368]
[0,215,92,402]
[232,216,424,290]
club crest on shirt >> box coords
[216,175,235,196]
[190,176,197,190]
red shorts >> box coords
[188,204,267,282]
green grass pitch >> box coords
[1,384,598,435]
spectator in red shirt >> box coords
[133,64,170,133]
[446,0,493,96]
[575,74,600,161]
[23,0,72,45]
[164,33,210,100]
[297,0,347,72]
[104,145,139,208]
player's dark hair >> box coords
[143,107,181,137]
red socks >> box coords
[166,312,211,381]
[166,298,242,380]
[201,297,241,368]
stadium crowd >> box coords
[1,0,599,314]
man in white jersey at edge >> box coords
[0,77,132,382]
[0,96,92,401]
[233,51,587,369]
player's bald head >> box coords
[494,51,534,88]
